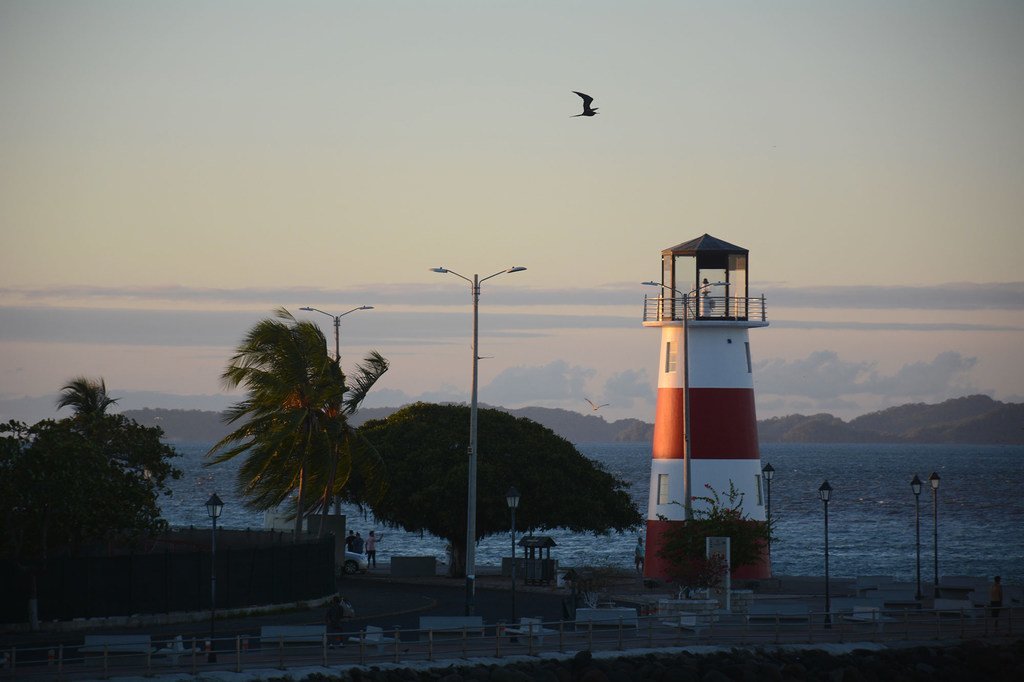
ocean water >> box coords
[162,442,1024,584]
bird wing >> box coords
[572,91,594,109]
[585,398,597,409]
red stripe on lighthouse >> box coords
[652,387,684,459]
[689,387,759,459]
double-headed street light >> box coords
[911,474,923,600]
[641,279,724,521]
[205,492,224,662]
[432,265,527,615]
[298,305,374,362]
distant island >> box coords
[124,395,1023,445]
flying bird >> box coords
[586,398,610,411]
[571,91,598,117]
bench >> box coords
[660,611,712,632]
[348,625,396,652]
[153,635,200,665]
[932,599,979,618]
[745,603,810,623]
[260,625,326,646]
[505,617,559,644]
[80,634,153,655]
[418,616,485,639]
[842,606,898,632]
[574,607,638,628]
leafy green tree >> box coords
[1,407,180,628]
[656,481,770,593]
[208,308,388,536]
[354,402,643,577]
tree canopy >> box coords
[354,402,643,576]
[0,413,180,563]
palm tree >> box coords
[208,308,388,537]
[56,377,118,417]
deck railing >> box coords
[642,295,767,324]
[2,605,1016,679]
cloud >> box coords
[754,350,980,402]
[770,282,1024,311]
[5,280,1022,311]
[755,351,873,400]
[482,360,595,404]
[601,368,656,409]
[864,350,977,398]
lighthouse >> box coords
[641,234,770,580]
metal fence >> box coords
[2,606,1017,680]
[0,535,335,624]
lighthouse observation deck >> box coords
[642,294,768,327]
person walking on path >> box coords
[989,576,1003,630]
[634,536,645,574]
[365,530,382,568]
[325,596,344,647]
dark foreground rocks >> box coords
[301,640,1024,682]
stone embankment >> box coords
[304,641,1023,681]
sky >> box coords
[1,1,1022,426]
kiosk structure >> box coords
[641,234,770,580]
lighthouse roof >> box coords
[662,233,747,256]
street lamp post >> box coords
[299,305,373,515]
[818,480,832,627]
[911,474,923,600]
[929,471,940,594]
[642,280,723,520]
[506,486,521,623]
[432,265,526,615]
[298,305,374,363]
[205,493,224,662]
[762,463,774,562]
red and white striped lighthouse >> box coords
[641,234,770,580]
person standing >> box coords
[989,576,1003,630]
[344,530,356,552]
[365,530,382,568]
[634,537,645,574]
[352,531,365,555]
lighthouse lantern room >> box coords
[642,234,770,580]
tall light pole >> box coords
[762,463,774,564]
[911,474,923,600]
[929,471,940,594]
[299,305,373,516]
[432,265,526,615]
[298,305,374,362]
[642,280,723,521]
[506,486,521,623]
[205,493,224,663]
[818,480,832,627]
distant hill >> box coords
[758,395,1024,444]
[123,395,1024,445]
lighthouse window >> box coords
[657,474,670,505]
[665,342,677,373]
[745,342,752,373]
[755,474,763,506]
